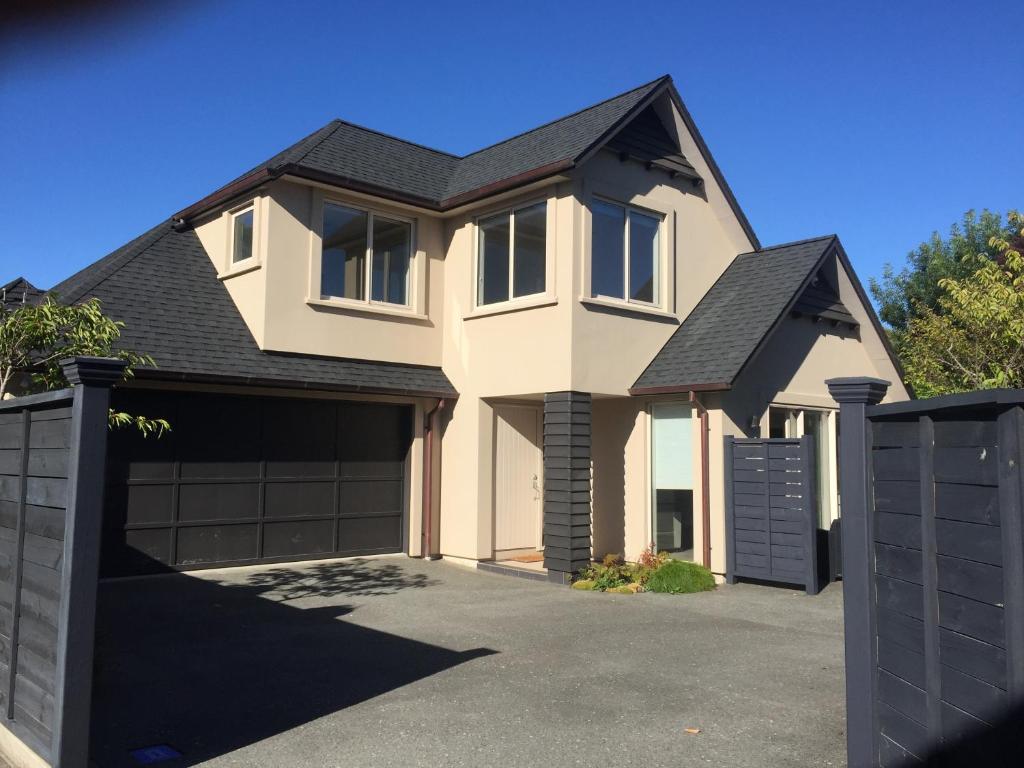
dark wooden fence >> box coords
[0,358,123,768]
[723,436,823,595]
[829,378,1024,767]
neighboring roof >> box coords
[49,223,457,398]
[631,236,840,392]
[172,75,759,249]
[1,277,44,309]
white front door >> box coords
[494,405,543,552]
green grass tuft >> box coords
[645,559,716,594]
[571,579,597,590]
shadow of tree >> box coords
[234,558,436,602]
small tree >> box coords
[0,295,169,436]
[899,211,1024,397]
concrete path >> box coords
[91,557,846,767]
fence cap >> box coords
[60,356,127,388]
[826,377,890,405]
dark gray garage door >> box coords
[102,390,412,576]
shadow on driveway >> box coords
[90,558,494,767]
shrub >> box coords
[571,579,597,591]
[645,560,716,594]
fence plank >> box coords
[919,416,942,744]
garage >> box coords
[102,389,413,576]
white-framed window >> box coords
[590,198,662,305]
[320,201,412,307]
[230,204,255,264]
[476,201,547,306]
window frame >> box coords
[589,196,664,308]
[221,200,261,276]
[473,199,549,309]
[317,198,416,310]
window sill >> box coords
[579,296,679,322]
[218,261,262,280]
[464,294,558,320]
[306,297,430,322]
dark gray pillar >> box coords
[826,377,889,768]
[543,391,591,583]
[53,357,125,768]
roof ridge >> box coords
[456,75,670,161]
[746,234,836,255]
[285,119,344,167]
[52,221,173,304]
[321,119,462,160]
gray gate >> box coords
[829,378,1024,767]
[0,358,122,768]
[724,436,822,595]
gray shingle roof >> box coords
[49,223,457,397]
[632,236,838,391]
[182,77,669,216]
[1,277,44,309]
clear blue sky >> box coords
[2,0,1020,294]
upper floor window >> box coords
[321,202,411,306]
[477,201,546,306]
[231,205,255,264]
[591,199,661,305]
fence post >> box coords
[800,435,821,596]
[51,357,125,768]
[724,437,736,584]
[997,406,1024,705]
[826,377,890,768]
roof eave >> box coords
[628,382,731,396]
[131,367,459,400]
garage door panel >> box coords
[124,529,172,568]
[176,525,258,566]
[337,515,401,553]
[177,484,259,522]
[105,392,410,575]
[264,482,335,519]
[124,485,174,525]
[262,519,335,558]
[263,401,336,478]
[339,480,404,516]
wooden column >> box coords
[826,376,890,768]
[542,392,591,583]
[52,357,125,768]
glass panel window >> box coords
[590,199,662,305]
[651,402,695,559]
[477,201,548,307]
[231,207,254,264]
[629,211,659,304]
[513,203,546,298]
[322,204,367,300]
[591,200,625,299]
[371,216,411,305]
[478,213,511,305]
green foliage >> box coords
[645,560,716,594]
[898,211,1024,397]
[0,295,169,436]
[571,579,596,591]
[575,547,699,594]
[869,210,1013,333]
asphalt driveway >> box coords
[91,557,846,767]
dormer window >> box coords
[320,202,411,307]
[476,201,547,306]
[591,199,661,306]
[231,205,255,264]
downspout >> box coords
[422,399,446,560]
[689,391,712,569]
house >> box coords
[1,277,43,310]
[42,75,908,582]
